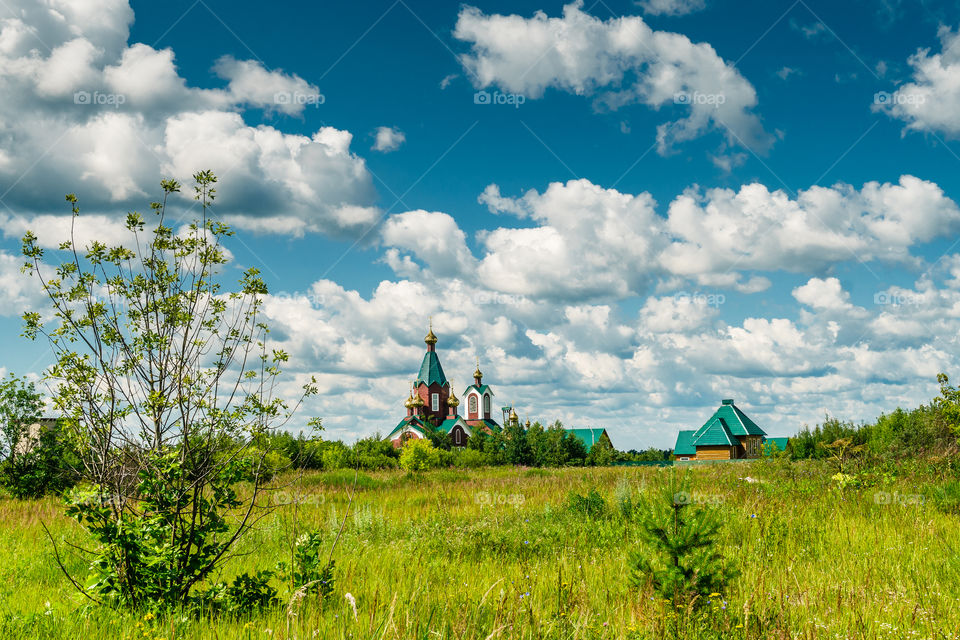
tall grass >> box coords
[0,462,957,639]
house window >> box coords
[469,395,478,415]
[431,393,439,411]
[483,394,490,417]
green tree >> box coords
[0,374,44,465]
[21,172,318,610]
[587,433,617,466]
[628,471,736,610]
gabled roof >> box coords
[439,416,470,434]
[673,430,697,456]
[415,351,447,387]
[463,383,493,397]
[697,399,766,437]
[566,428,609,452]
[692,417,738,446]
[386,415,427,440]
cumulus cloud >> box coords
[453,1,770,153]
[371,126,406,152]
[876,25,960,136]
[403,175,959,303]
[0,0,378,236]
[660,175,960,283]
[476,179,664,301]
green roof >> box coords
[566,428,609,452]
[673,430,697,456]
[439,417,468,432]
[692,417,738,446]
[463,383,492,397]
[386,416,426,440]
[697,399,766,437]
[467,417,501,432]
[763,437,789,452]
[415,351,447,387]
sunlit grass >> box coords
[1,461,958,639]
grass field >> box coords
[1,461,958,639]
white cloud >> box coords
[476,179,664,300]
[0,0,378,236]
[381,210,475,277]
[661,175,960,283]
[371,126,406,153]
[877,25,960,136]
[453,1,770,153]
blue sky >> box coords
[2,0,960,449]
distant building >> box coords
[673,399,781,461]
[567,428,612,453]
[386,325,501,447]
[386,324,617,452]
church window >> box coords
[483,394,490,416]
[431,393,439,411]
[469,395,478,415]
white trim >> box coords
[431,393,439,412]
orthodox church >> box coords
[386,325,505,447]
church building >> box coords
[386,325,501,447]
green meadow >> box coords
[1,461,958,640]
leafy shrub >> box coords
[224,571,278,612]
[65,449,249,610]
[567,487,606,518]
[452,448,491,468]
[400,439,440,471]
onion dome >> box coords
[424,319,438,346]
[525,419,531,429]
[412,393,425,407]
[447,381,460,407]
[474,357,483,381]
[404,393,415,409]
[509,408,518,421]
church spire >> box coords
[473,356,483,386]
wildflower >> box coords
[345,593,358,621]
[709,592,720,598]
[143,613,155,621]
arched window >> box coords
[431,393,439,411]
[483,394,490,417]
[468,394,478,415]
